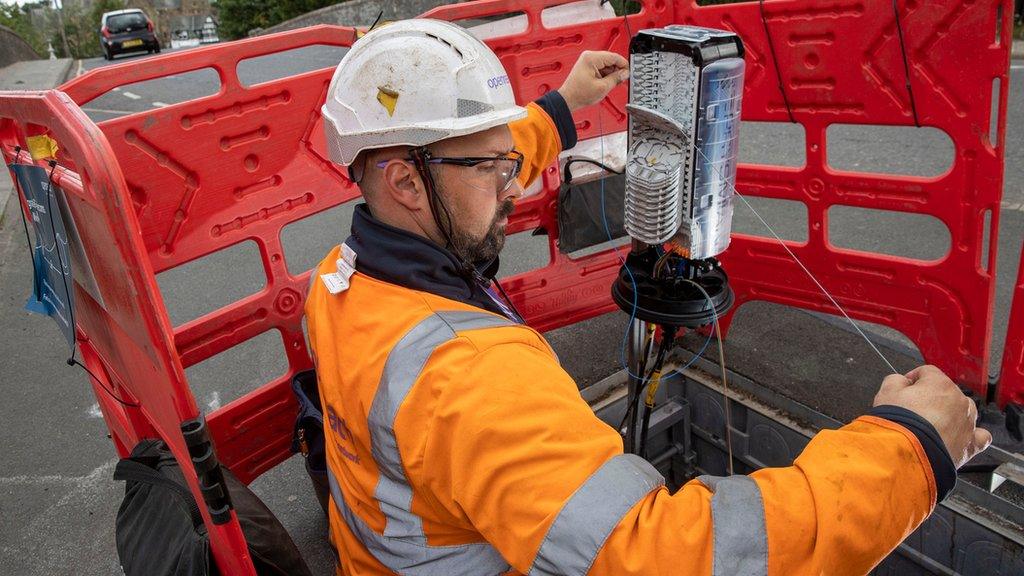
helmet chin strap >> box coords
[409,147,524,321]
[409,146,475,276]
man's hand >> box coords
[873,365,992,468]
[558,50,629,112]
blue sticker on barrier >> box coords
[9,163,75,351]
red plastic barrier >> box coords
[999,244,1024,406]
[422,0,1014,398]
[0,0,1014,573]
[0,93,256,574]
[59,26,359,485]
[685,0,1012,396]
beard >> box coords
[448,197,515,266]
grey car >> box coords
[100,9,160,60]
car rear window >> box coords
[107,13,147,33]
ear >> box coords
[380,160,429,213]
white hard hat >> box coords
[322,19,528,166]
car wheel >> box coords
[154,44,161,53]
[103,48,110,60]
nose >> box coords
[501,178,524,204]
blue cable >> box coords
[598,167,640,379]
[596,116,644,381]
[596,114,714,383]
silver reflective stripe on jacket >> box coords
[333,310,514,576]
[529,454,665,576]
[699,475,768,576]
[328,471,508,575]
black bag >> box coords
[290,369,329,516]
[114,439,313,576]
[557,157,627,254]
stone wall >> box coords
[251,0,464,36]
[0,25,40,70]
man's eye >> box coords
[476,161,496,173]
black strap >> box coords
[562,156,624,187]
[10,148,40,302]
[114,458,205,527]
[760,0,795,123]
[892,0,920,126]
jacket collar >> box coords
[345,204,511,318]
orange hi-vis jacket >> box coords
[305,92,956,575]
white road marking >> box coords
[1011,64,1024,70]
[86,403,103,418]
[208,390,221,411]
[5,459,121,576]
[75,59,84,77]
[122,91,141,100]
[0,459,116,487]
[152,101,169,107]
[82,107,133,114]
[112,86,121,92]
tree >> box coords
[49,2,87,58]
[45,0,126,59]
[213,0,278,40]
[608,0,641,15]
[0,3,47,57]
[213,0,347,40]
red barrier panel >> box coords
[59,25,359,485]
[0,0,1014,573]
[999,244,1024,406]
[421,0,1013,397]
[0,93,256,574]
[682,0,1012,396]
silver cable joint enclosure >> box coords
[625,25,745,258]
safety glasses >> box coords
[377,149,524,194]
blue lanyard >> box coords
[481,282,524,324]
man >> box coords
[306,19,991,576]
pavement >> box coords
[0,58,73,91]
[0,43,1022,575]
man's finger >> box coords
[971,427,993,455]
[605,69,629,84]
[594,70,627,91]
[904,364,941,382]
[598,64,629,77]
[587,50,628,70]
[878,373,912,395]
[966,396,978,423]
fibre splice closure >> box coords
[613,26,745,457]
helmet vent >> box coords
[425,32,464,60]
[457,99,494,118]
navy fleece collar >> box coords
[345,204,509,318]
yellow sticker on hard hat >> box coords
[26,135,59,160]
[355,20,393,38]
[377,87,399,117]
